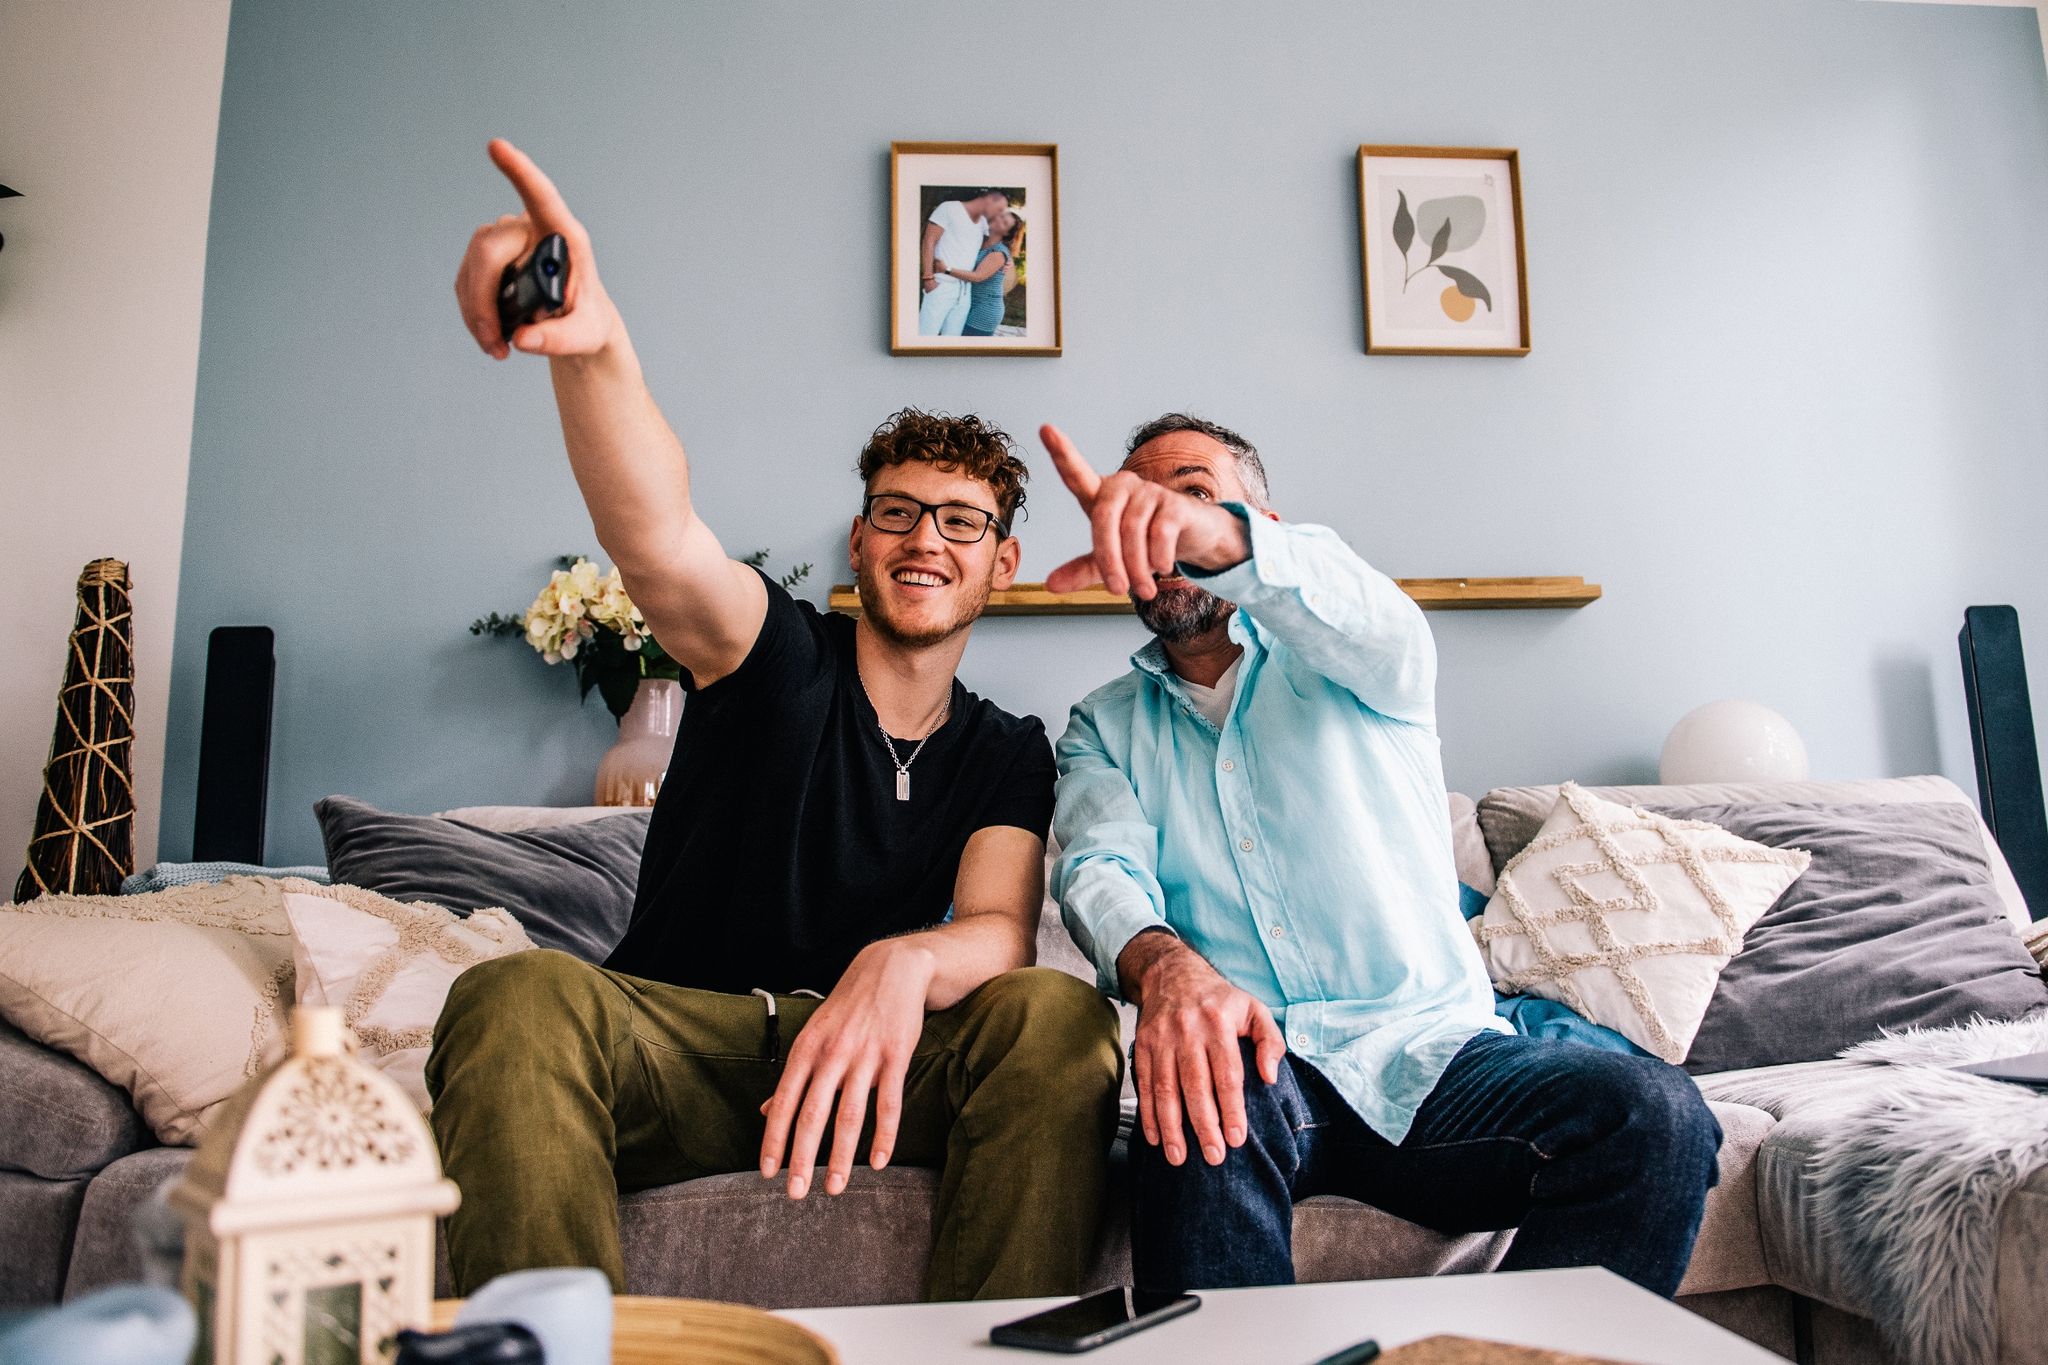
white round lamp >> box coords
[1659,700,1809,785]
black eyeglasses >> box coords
[862,494,1008,544]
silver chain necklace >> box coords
[866,685,951,802]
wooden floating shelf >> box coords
[1399,576,1603,610]
[828,576,1600,616]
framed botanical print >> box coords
[890,142,1061,356]
[1359,145,1530,356]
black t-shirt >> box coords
[605,571,1055,994]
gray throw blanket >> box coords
[1703,1011,2048,1365]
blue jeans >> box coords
[1130,1030,1722,1298]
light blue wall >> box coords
[165,0,2048,865]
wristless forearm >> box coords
[912,915,1031,1011]
[1179,504,1255,574]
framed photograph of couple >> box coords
[1358,145,1530,356]
[890,142,1061,356]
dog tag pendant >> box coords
[896,770,911,802]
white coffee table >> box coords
[779,1268,1788,1364]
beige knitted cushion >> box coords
[0,877,294,1144]
[1470,783,1811,1063]
[283,882,533,1114]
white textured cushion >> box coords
[283,884,533,1113]
[1470,784,1812,1063]
[0,878,295,1145]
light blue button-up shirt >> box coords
[1052,507,1508,1144]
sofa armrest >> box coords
[1996,1164,2048,1365]
[1676,1100,1775,1296]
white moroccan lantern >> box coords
[170,1006,459,1365]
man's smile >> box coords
[889,565,953,593]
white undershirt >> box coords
[1176,657,1242,730]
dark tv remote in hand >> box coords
[496,233,568,341]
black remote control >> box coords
[496,233,568,341]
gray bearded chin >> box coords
[1133,582,1230,644]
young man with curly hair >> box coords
[428,141,1120,1302]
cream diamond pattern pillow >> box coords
[282,881,533,1114]
[1471,783,1811,1063]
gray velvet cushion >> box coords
[314,796,649,962]
[60,1146,190,1301]
[1656,801,2048,1074]
[0,1018,148,1180]
[1294,1097,1773,1297]
[608,1159,1505,1309]
[0,1170,91,1307]
[39,1120,1776,1311]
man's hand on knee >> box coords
[757,938,934,1199]
[1118,930,1286,1168]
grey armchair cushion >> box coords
[60,1146,190,1300]
[1290,1098,1775,1298]
[616,1167,941,1306]
[1291,1204,1510,1283]
[314,796,650,962]
[0,1170,91,1307]
[609,1156,1527,1308]
[0,1018,148,1180]
[1657,801,2048,1074]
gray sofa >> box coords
[7,775,2046,1365]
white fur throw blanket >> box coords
[1703,1011,2048,1365]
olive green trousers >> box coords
[425,951,1122,1301]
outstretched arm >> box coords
[1178,510,1437,726]
[1037,424,1435,726]
[453,139,765,688]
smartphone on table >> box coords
[989,1286,1201,1353]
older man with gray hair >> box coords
[1040,412,1722,1297]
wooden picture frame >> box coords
[890,142,1061,356]
[1358,145,1530,356]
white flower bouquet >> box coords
[472,552,809,719]
[519,557,648,665]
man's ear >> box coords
[1260,505,1282,523]
[848,518,864,576]
[992,533,1022,592]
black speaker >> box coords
[1959,606,2048,921]
[192,626,275,864]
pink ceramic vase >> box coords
[594,677,681,806]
